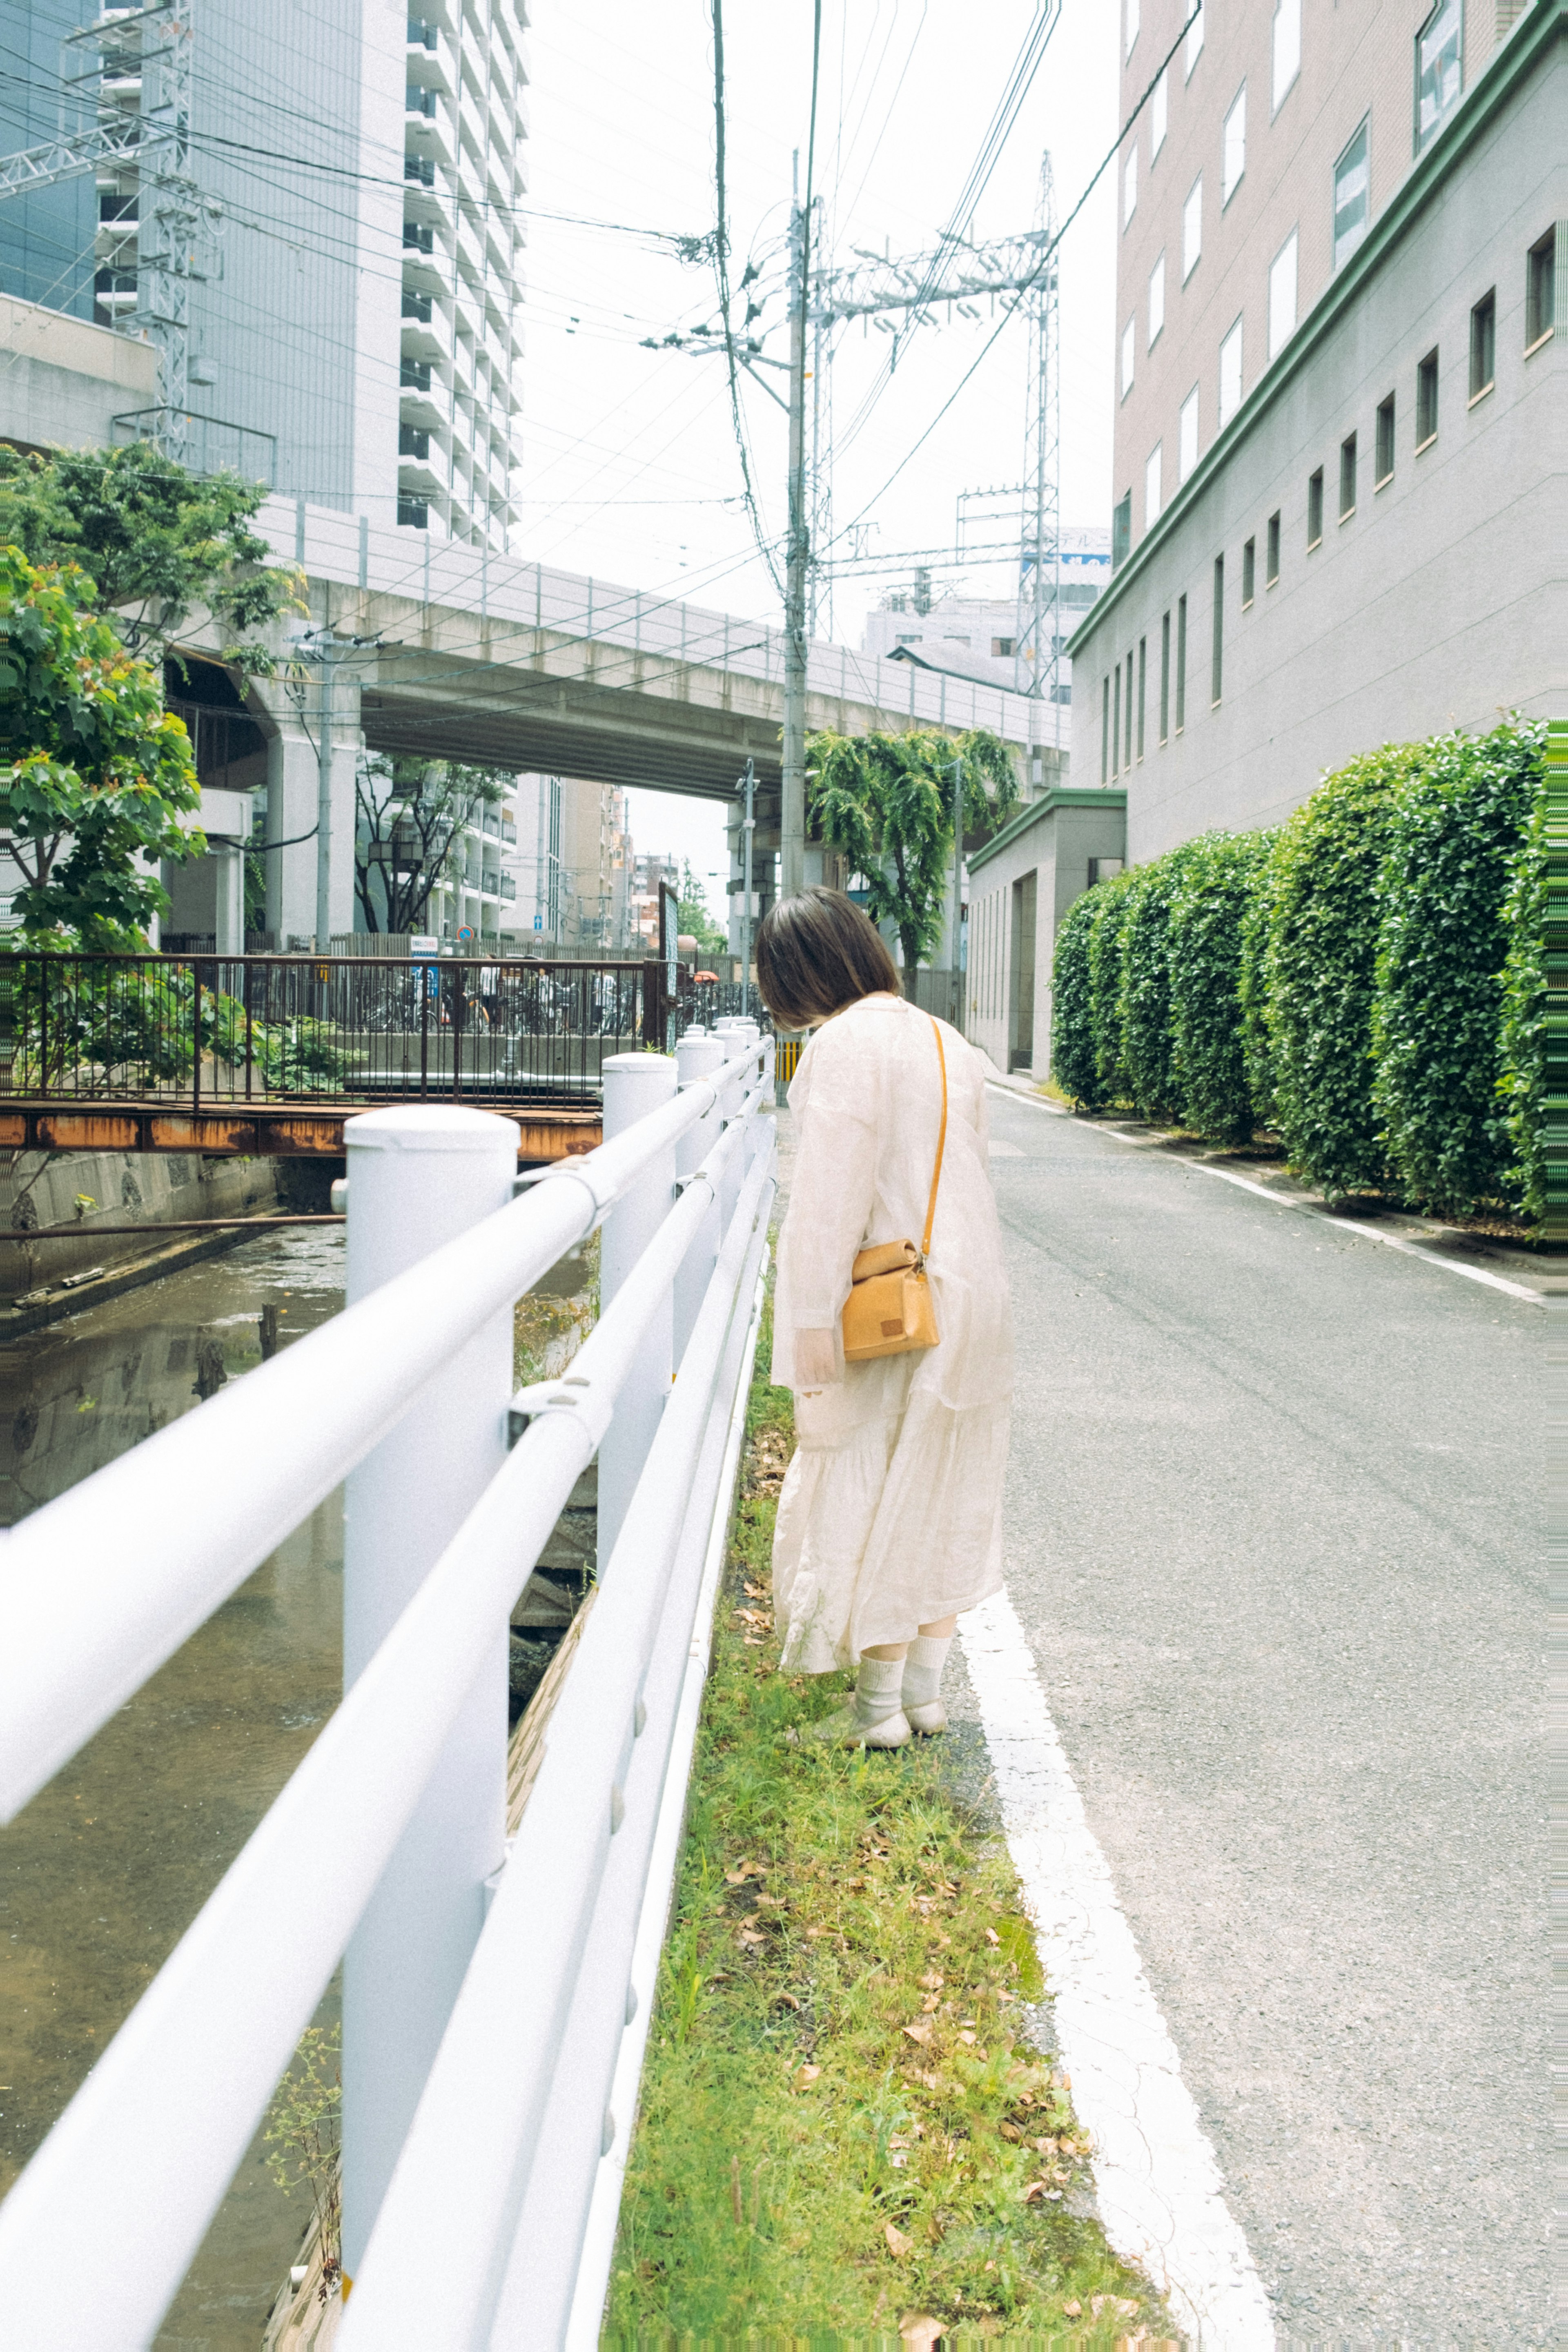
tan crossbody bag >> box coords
[840,1016,948,1363]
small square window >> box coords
[1527,227,1557,347]
[1241,535,1256,608]
[991,637,1014,657]
[1266,510,1281,585]
[1333,118,1370,269]
[1339,432,1357,520]
[1375,393,1395,485]
[1469,288,1496,400]
[1417,347,1439,445]
[1307,466,1324,548]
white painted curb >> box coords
[961,1589,1276,2350]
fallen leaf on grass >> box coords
[984,1927,1000,1945]
[899,2316,944,2347]
[884,2222,913,2258]
[773,1991,801,2011]
[724,1860,765,1884]
[737,1929,765,1948]
[1091,2295,1141,2322]
[918,1969,944,1990]
[742,1635,765,1646]
[1062,2301,1082,2319]
[901,2022,933,2045]
[957,2030,977,2046]
[920,1993,940,2013]
[743,1581,768,1599]
[999,2122,1022,2143]
[794,2064,822,2089]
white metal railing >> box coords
[258,492,1068,755]
[0,1022,776,2347]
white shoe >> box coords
[904,1697,947,1736]
[807,1700,913,1749]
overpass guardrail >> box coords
[0,1023,777,2345]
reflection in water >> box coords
[0,1229,347,2348]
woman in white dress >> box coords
[758,889,1015,1747]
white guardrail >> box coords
[0,1022,777,2347]
[256,492,1070,757]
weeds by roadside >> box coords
[605,1295,1172,2346]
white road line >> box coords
[961,1588,1275,2352]
[984,1083,1544,1306]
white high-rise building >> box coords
[0,0,527,547]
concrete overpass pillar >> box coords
[256,685,361,945]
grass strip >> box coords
[606,1293,1174,2347]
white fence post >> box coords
[340,1105,519,2282]
[674,1032,724,1368]
[597,1052,677,1570]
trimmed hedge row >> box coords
[1049,718,1546,1218]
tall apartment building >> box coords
[0,0,526,546]
[1069,0,1565,863]
[503,776,634,953]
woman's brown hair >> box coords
[755,887,901,1029]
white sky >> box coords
[520,0,1119,891]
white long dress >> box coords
[771,991,1015,1671]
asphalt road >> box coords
[940,1090,1544,2344]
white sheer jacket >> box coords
[770,992,1015,1670]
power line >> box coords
[709,0,781,599]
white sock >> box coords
[902,1633,951,1711]
[854,1653,906,1726]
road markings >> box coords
[984,1083,1544,1306]
[961,1587,1276,2351]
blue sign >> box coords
[533,915,543,931]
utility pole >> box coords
[739,757,755,1018]
[315,639,337,951]
[781,172,809,903]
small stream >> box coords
[0,1229,348,2348]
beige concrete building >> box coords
[1071,0,1565,862]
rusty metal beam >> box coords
[0,1105,602,1160]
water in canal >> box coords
[0,1229,348,2348]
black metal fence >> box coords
[0,955,677,1110]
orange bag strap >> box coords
[919,1016,948,1267]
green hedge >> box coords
[1118,847,1195,1122]
[1045,717,1543,1223]
[1048,887,1102,1109]
[1373,722,1544,1215]
[1168,831,1274,1147]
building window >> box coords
[1124,145,1138,228]
[1469,288,1496,399]
[397,495,430,529]
[1218,316,1243,425]
[1152,68,1169,158]
[1137,639,1148,759]
[1268,229,1298,358]
[1101,675,1110,782]
[1415,0,1463,153]
[1526,227,1557,347]
[1127,653,1139,769]
[1339,432,1357,519]
[1159,610,1172,742]
[1146,441,1163,528]
[1272,0,1301,112]
[1113,490,1132,570]
[1417,346,1439,445]
[1223,85,1247,205]
[1113,663,1123,776]
[1183,175,1203,279]
[1126,0,1140,55]
[1211,557,1224,706]
[1179,385,1200,481]
[1242,535,1256,607]
[1149,251,1167,346]
[1185,0,1205,78]
[1266,509,1281,584]
[1307,466,1324,547]
[1121,316,1136,398]
[1333,118,1371,269]
[992,636,1014,657]
[1375,394,1395,484]
[1175,594,1187,731]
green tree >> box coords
[677,858,726,955]
[1118,845,1199,1123]
[805,726,1020,972]
[0,546,201,944]
[353,754,509,935]
[1087,868,1137,1105]
[0,439,301,673]
[1048,885,1105,1108]
[1497,742,1549,1231]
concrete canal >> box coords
[0,1228,347,2348]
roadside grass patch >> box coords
[606,1302,1169,2345]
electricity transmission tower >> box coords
[804,153,1062,698]
[0,2,212,464]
